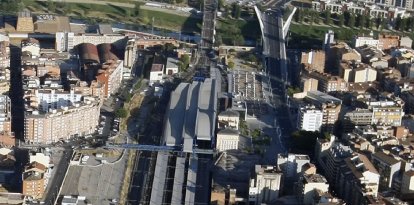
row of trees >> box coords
[216,22,245,46]
[45,0,142,17]
[220,2,241,19]
[394,16,414,32]
[0,0,24,13]
[294,9,390,30]
[295,8,414,32]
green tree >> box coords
[164,43,176,53]
[409,17,414,31]
[233,34,244,46]
[314,12,320,24]
[381,17,387,30]
[324,10,332,25]
[177,61,185,71]
[349,14,356,28]
[134,3,141,17]
[283,7,291,20]
[214,34,223,47]
[218,0,225,10]
[401,18,408,31]
[255,3,264,12]
[339,14,345,27]
[176,0,184,4]
[294,9,302,22]
[395,16,402,30]
[63,3,72,15]
[290,130,321,151]
[47,0,56,13]
[247,54,257,64]
[343,11,350,26]
[308,11,315,25]
[227,61,235,69]
[115,108,128,118]
[179,54,190,70]
[125,93,132,103]
[287,86,301,96]
[405,17,412,31]
[252,129,261,139]
[357,14,365,28]
[232,3,241,19]
[180,54,190,65]
[367,17,373,29]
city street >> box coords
[44,147,73,205]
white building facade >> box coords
[298,106,323,131]
[249,165,283,205]
[216,128,239,152]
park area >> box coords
[0,0,203,33]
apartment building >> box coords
[301,50,326,73]
[345,101,404,127]
[401,90,414,114]
[311,0,411,18]
[300,77,318,92]
[166,57,179,75]
[340,62,377,83]
[337,153,380,205]
[216,128,239,152]
[277,153,310,180]
[24,98,100,144]
[371,151,401,191]
[303,70,348,92]
[378,35,400,50]
[123,39,138,79]
[317,142,353,186]
[298,174,329,205]
[368,99,405,126]
[327,42,361,74]
[249,165,283,205]
[345,108,373,125]
[297,105,323,131]
[400,36,413,48]
[353,36,379,49]
[0,148,16,184]
[325,2,344,14]
[149,63,164,84]
[96,60,124,98]
[401,170,414,194]
[218,109,240,129]
[21,38,40,58]
[323,30,335,51]
[356,45,384,64]
[56,32,127,52]
[135,37,179,49]
[22,162,46,199]
[0,41,10,69]
[30,89,83,112]
[22,152,50,200]
[306,91,342,132]
[16,11,34,33]
[0,95,13,147]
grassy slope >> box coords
[22,0,201,33]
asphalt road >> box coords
[259,8,295,159]
[45,147,73,205]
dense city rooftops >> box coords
[303,174,328,183]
